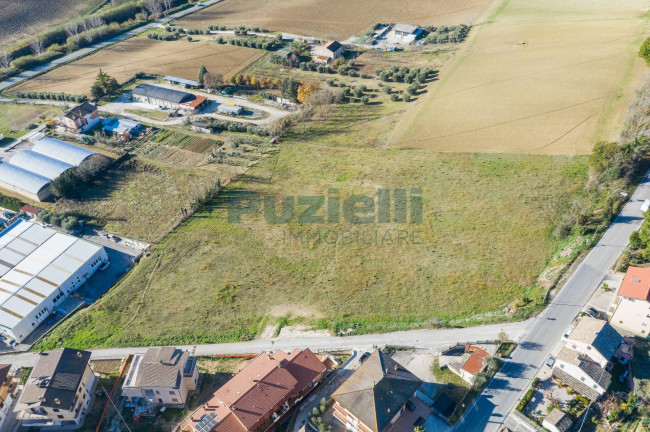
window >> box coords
[158,399,163,403]
[593,384,598,389]
[643,323,648,327]
[57,415,64,419]
[172,398,178,403]
[53,409,60,412]
[586,346,592,350]
[169,391,175,395]
[560,364,565,369]
[580,377,586,382]
[619,320,624,324]
[155,391,160,395]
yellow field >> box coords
[391,0,650,155]
[10,38,262,96]
[176,0,493,40]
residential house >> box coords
[179,348,327,432]
[122,347,198,409]
[0,364,19,431]
[60,102,101,133]
[19,205,40,218]
[542,408,572,432]
[565,317,622,367]
[331,350,423,432]
[313,41,344,63]
[14,348,97,430]
[447,345,490,384]
[385,24,422,44]
[102,118,141,139]
[552,347,611,401]
[610,266,650,337]
[217,104,243,116]
[131,84,208,112]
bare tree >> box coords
[65,22,81,43]
[162,0,173,14]
[0,51,12,70]
[144,0,163,19]
[30,38,45,59]
[88,16,105,29]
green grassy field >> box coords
[0,103,64,141]
[54,157,218,243]
[38,96,589,349]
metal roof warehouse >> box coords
[0,220,108,342]
[131,84,207,110]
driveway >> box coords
[100,86,291,126]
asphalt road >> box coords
[455,171,650,432]
[0,319,530,369]
[0,0,223,92]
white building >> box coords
[0,364,19,431]
[0,137,97,202]
[0,220,108,343]
[552,347,611,401]
[122,347,198,408]
[15,348,97,430]
[610,266,650,337]
[564,317,622,367]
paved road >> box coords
[455,171,650,432]
[0,0,223,92]
[0,320,529,369]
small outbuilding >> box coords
[164,76,200,88]
[217,103,243,116]
[102,118,141,138]
[542,409,572,432]
[313,40,344,62]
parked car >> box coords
[359,352,371,363]
[586,307,600,319]
[546,356,555,367]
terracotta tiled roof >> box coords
[619,266,650,301]
[461,346,489,376]
[180,349,325,432]
[182,95,207,109]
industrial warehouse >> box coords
[0,219,108,343]
[131,84,208,111]
[0,137,97,201]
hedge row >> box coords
[0,194,26,212]
[15,91,86,103]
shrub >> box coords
[382,86,391,94]
[361,95,369,105]
[390,93,399,102]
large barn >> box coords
[0,220,108,343]
[0,137,97,202]
[131,84,207,111]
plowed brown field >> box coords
[176,0,494,39]
[10,38,262,96]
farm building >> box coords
[59,102,101,133]
[0,219,108,343]
[164,76,200,88]
[385,23,422,44]
[313,40,344,63]
[102,118,141,138]
[0,137,98,202]
[131,84,208,111]
[217,103,243,116]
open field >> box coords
[39,96,589,349]
[9,38,263,96]
[55,157,218,243]
[0,0,104,48]
[0,103,65,141]
[175,0,494,40]
[391,0,650,155]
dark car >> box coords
[359,352,371,363]
[586,307,600,319]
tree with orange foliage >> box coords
[297,83,318,103]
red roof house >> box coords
[618,266,650,301]
[179,349,327,432]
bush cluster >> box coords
[38,209,80,232]
[375,66,432,83]
[15,91,86,102]
[218,37,277,50]
[148,32,179,41]
[209,119,269,136]
[423,24,470,44]
[0,194,25,212]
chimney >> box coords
[76,351,82,358]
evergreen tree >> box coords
[197,64,207,86]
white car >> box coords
[641,199,650,213]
